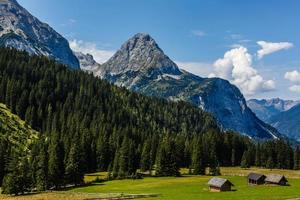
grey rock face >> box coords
[268,104,300,141]
[98,33,181,77]
[0,0,79,69]
[247,98,300,122]
[90,33,281,140]
[74,51,100,72]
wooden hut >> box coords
[265,174,288,185]
[247,173,266,185]
[208,177,234,192]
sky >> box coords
[17,0,300,100]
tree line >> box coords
[0,48,298,195]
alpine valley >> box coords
[1,0,300,199]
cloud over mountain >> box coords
[70,40,115,64]
[210,46,275,96]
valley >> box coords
[0,0,300,199]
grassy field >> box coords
[2,167,300,200]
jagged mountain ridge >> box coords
[0,0,79,69]
[247,98,300,122]
[79,33,281,139]
[268,104,300,141]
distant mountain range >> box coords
[77,33,281,140]
[268,104,300,141]
[0,0,79,69]
[247,98,300,122]
[248,98,300,140]
[0,0,286,140]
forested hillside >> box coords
[0,103,38,186]
[0,48,298,195]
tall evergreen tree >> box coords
[191,137,205,175]
[140,137,152,172]
[294,147,300,170]
[65,136,84,186]
[48,133,65,189]
[156,135,180,177]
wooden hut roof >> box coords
[208,177,234,187]
[265,174,287,183]
[247,173,265,181]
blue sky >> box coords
[18,0,300,100]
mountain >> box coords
[0,0,79,69]
[268,104,300,141]
[247,98,300,122]
[74,51,100,73]
[89,33,281,140]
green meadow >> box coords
[2,168,300,200]
[70,175,300,200]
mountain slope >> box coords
[0,0,79,69]
[268,104,300,141]
[0,103,38,154]
[247,98,300,122]
[90,33,280,139]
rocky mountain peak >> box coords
[100,33,181,76]
[0,0,79,69]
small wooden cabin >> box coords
[208,177,234,192]
[247,173,266,185]
[265,174,288,186]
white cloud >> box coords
[175,61,213,77]
[69,40,115,64]
[257,41,293,59]
[289,85,300,93]
[191,30,206,37]
[210,46,276,96]
[284,70,300,93]
[285,70,300,83]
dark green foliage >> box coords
[156,135,180,177]
[294,147,300,170]
[191,137,205,175]
[140,137,152,171]
[65,135,84,186]
[240,151,250,168]
[48,133,65,189]
[1,156,32,195]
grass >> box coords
[70,175,300,200]
[2,167,300,200]
[0,103,38,154]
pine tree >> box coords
[1,156,32,195]
[241,151,250,168]
[36,142,49,191]
[209,148,220,176]
[156,135,180,177]
[65,137,84,186]
[266,156,274,169]
[48,134,65,189]
[140,137,152,172]
[191,137,205,175]
[255,144,261,167]
[294,147,300,170]
[117,136,136,178]
[231,148,236,166]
